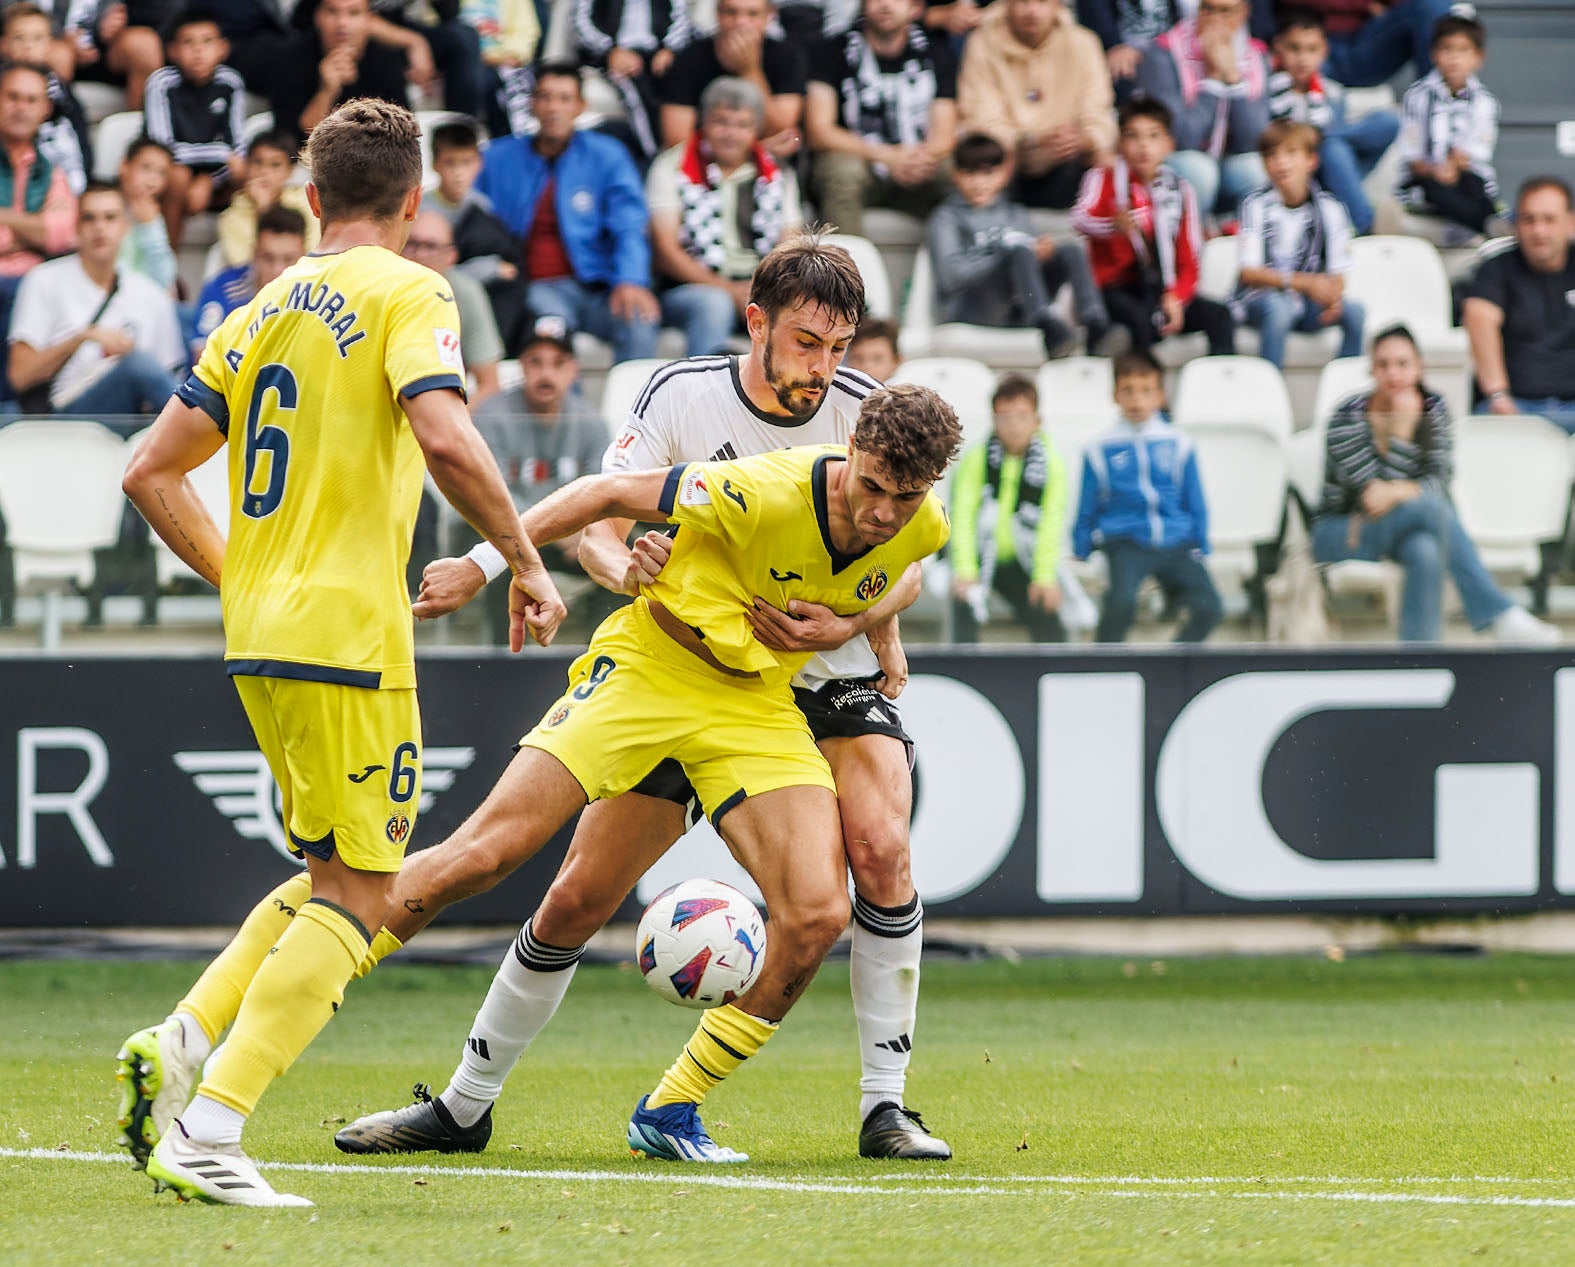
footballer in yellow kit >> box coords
[521,443,950,822]
[180,244,467,870]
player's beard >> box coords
[762,339,828,420]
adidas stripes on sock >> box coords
[440,918,584,1128]
[850,891,923,1123]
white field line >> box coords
[7,1147,1575,1209]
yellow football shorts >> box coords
[232,674,423,873]
[521,601,835,823]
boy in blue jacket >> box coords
[1074,350,1223,642]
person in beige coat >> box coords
[956,0,1115,208]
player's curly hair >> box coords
[304,98,423,224]
[852,385,962,488]
[749,226,866,326]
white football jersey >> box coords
[603,354,883,688]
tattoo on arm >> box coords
[782,972,808,1000]
[155,486,218,577]
[403,897,425,914]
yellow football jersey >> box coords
[178,245,467,690]
[645,444,950,685]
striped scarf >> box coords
[1114,157,1186,291]
[1156,17,1268,156]
[675,132,787,273]
[977,433,1049,598]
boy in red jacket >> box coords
[1071,98,1234,356]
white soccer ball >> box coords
[636,878,768,1010]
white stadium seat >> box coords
[599,357,670,429]
[890,356,997,449]
[1452,414,1574,589]
[1311,357,1373,429]
[92,111,144,181]
[823,234,893,320]
[1172,355,1294,442]
[0,421,130,648]
[1037,356,1113,466]
[900,249,1045,368]
[1185,424,1288,598]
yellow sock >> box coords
[178,872,313,1043]
[353,926,404,980]
[198,898,369,1116]
[647,1004,778,1108]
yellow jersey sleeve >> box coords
[385,271,467,400]
[657,459,761,548]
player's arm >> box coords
[745,559,923,652]
[122,396,228,588]
[403,386,567,647]
[518,468,677,546]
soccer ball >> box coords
[636,879,767,1010]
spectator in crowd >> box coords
[477,61,659,364]
[467,314,621,638]
[1311,323,1556,643]
[1394,7,1505,241]
[949,373,1069,643]
[0,61,79,397]
[805,0,956,237]
[956,0,1115,210]
[574,0,689,161]
[1233,119,1363,370]
[1074,349,1223,643]
[79,0,171,110]
[3,3,91,195]
[1077,0,1273,102]
[1072,98,1234,357]
[1136,0,1270,219]
[648,77,802,357]
[403,208,505,404]
[8,181,183,418]
[206,0,295,95]
[931,131,1114,358]
[272,0,409,145]
[463,0,539,137]
[845,314,899,379]
[215,128,318,265]
[117,135,177,289]
[141,7,248,246]
[296,0,485,116]
[189,202,305,357]
[778,0,859,41]
[1463,178,1575,433]
[421,117,525,349]
[1293,0,1452,90]
[1269,7,1398,235]
[657,0,807,156]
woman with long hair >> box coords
[1311,323,1558,643]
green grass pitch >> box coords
[4,952,1575,1264]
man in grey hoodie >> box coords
[926,131,1120,358]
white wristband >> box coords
[466,540,509,583]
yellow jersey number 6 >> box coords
[243,363,297,519]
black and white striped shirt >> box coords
[142,65,248,172]
[1397,69,1499,196]
[1233,181,1352,310]
[1318,389,1453,517]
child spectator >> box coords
[2,3,91,194]
[845,316,900,381]
[1396,6,1505,239]
[949,373,1070,644]
[215,129,318,265]
[82,0,174,110]
[419,118,526,351]
[1072,98,1234,357]
[461,0,539,138]
[190,202,306,357]
[142,6,247,246]
[929,132,1115,360]
[117,134,177,288]
[1269,7,1398,234]
[1074,349,1223,643]
[1233,119,1363,369]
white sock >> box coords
[179,1093,246,1146]
[440,918,582,1128]
[850,891,923,1124]
[173,1010,213,1065]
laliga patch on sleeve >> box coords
[608,424,641,467]
[678,468,712,506]
[434,327,463,370]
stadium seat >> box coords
[0,420,130,649]
[1172,355,1294,442]
[900,249,1045,368]
[1286,426,1325,512]
[599,357,669,428]
[243,111,274,145]
[416,111,468,190]
[1344,236,1470,418]
[1185,424,1288,603]
[890,356,997,449]
[571,329,688,373]
[823,234,893,320]
[1037,356,1113,465]
[92,111,144,181]
[1311,356,1372,429]
[496,358,523,393]
[1452,414,1573,605]
[75,81,128,125]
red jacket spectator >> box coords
[1071,157,1200,302]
